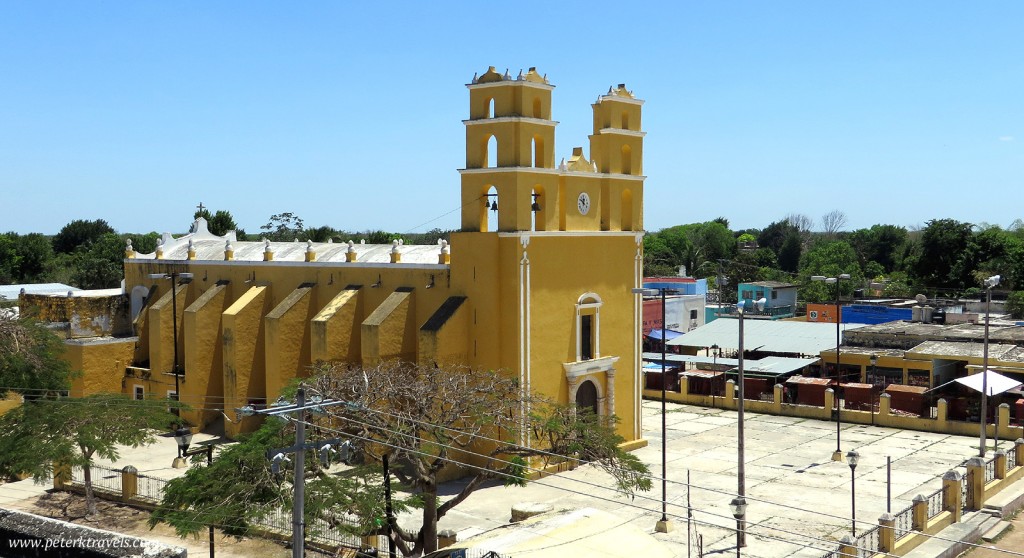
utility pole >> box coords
[382,454,397,558]
[241,386,344,558]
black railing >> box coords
[985,456,997,483]
[926,488,944,519]
[855,525,880,558]
[893,504,914,539]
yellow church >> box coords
[40,66,648,446]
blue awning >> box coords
[646,328,684,341]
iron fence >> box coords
[135,473,165,501]
[70,465,122,494]
[985,456,997,483]
[893,504,913,539]
[855,525,880,558]
[961,475,971,511]
[926,488,944,519]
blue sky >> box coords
[1,2,1021,236]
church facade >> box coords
[56,67,648,446]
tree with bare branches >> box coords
[312,361,650,557]
[820,210,848,238]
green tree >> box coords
[757,219,799,256]
[158,363,650,557]
[52,219,115,254]
[799,240,863,303]
[0,394,180,514]
[914,219,974,291]
[312,362,650,557]
[151,415,418,540]
[0,233,21,284]
[777,231,802,273]
[0,313,74,395]
[1005,291,1024,320]
[194,208,243,238]
[260,212,305,241]
[70,233,124,289]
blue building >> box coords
[736,281,798,318]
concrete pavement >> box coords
[416,400,993,557]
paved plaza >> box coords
[421,399,998,557]
[0,403,1011,557]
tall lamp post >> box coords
[149,271,194,414]
[811,273,850,462]
[847,449,860,536]
[174,429,217,557]
[980,275,1000,457]
[633,286,673,533]
[735,297,765,551]
[729,496,747,557]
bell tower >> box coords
[589,84,645,231]
[460,66,559,232]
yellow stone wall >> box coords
[0,392,24,416]
[64,338,136,397]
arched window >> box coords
[575,293,603,361]
[531,186,545,231]
[130,285,150,322]
[484,135,498,168]
[620,144,632,175]
[620,111,629,130]
[486,97,494,119]
[533,97,542,118]
[532,135,544,168]
[485,185,498,232]
[620,189,633,231]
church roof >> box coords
[129,218,449,265]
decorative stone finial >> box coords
[346,240,357,262]
[360,239,365,244]
[391,239,400,253]
[305,239,316,262]
[188,238,194,249]
[327,238,333,244]
[225,239,232,251]
[126,239,133,250]
[264,238,271,251]
[516,69,523,80]
[347,240,355,251]
[471,71,478,84]
[503,68,511,80]
[440,240,449,254]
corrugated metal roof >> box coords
[666,317,865,355]
[0,283,79,301]
[641,353,818,375]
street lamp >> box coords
[729,496,748,557]
[980,275,1000,457]
[811,273,850,462]
[846,449,860,536]
[632,286,673,533]
[173,426,193,467]
[735,297,765,551]
[148,271,194,414]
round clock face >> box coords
[577,192,591,215]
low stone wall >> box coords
[0,508,185,558]
[644,379,1024,441]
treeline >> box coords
[0,209,454,291]
[644,212,1024,315]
